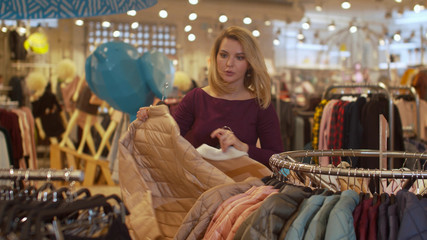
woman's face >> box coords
[216,38,249,86]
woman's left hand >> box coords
[210,127,249,153]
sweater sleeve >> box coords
[172,89,196,136]
[248,104,284,167]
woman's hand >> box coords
[210,127,249,153]
[136,107,149,121]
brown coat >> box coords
[118,105,234,240]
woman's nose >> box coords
[226,57,233,66]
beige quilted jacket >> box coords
[118,104,234,240]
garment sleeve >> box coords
[172,90,196,136]
[248,104,284,167]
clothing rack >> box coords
[389,85,421,141]
[270,149,427,192]
[321,83,394,152]
[0,168,84,181]
[0,100,19,109]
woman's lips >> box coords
[224,70,234,76]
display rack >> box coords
[0,168,84,182]
[270,149,427,192]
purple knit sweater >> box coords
[172,88,284,167]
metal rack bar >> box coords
[270,149,427,179]
[0,168,84,182]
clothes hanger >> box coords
[32,194,126,240]
[372,170,378,205]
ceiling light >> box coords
[302,19,310,30]
[219,14,228,23]
[315,0,323,12]
[349,25,357,33]
[243,17,252,25]
[264,20,271,26]
[131,22,139,29]
[397,7,404,16]
[273,38,280,46]
[188,0,198,5]
[127,10,137,16]
[297,30,304,40]
[113,30,121,37]
[184,25,192,32]
[252,29,260,37]
[102,21,111,28]
[75,19,84,26]
[189,12,197,21]
[1,26,7,33]
[395,0,402,2]
[341,1,351,9]
[393,31,401,41]
[188,33,196,42]
[159,9,168,18]
[414,4,425,13]
[328,21,336,31]
[379,38,385,45]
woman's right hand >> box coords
[136,107,149,121]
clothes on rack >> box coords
[0,108,23,168]
[359,95,405,169]
[0,104,38,169]
[9,29,28,61]
[7,76,31,108]
[0,183,130,239]
[312,95,405,169]
[395,98,427,141]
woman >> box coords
[137,26,283,167]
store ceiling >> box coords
[100,0,424,28]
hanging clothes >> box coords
[31,83,65,138]
[233,184,313,239]
[175,177,264,240]
[0,108,23,167]
[8,29,27,61]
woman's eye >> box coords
[219,53,227,58]
[236,56,245,60]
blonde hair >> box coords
[208,26,271,109]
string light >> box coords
[252,29,260,37]
[341,1,351,9]
[188,33,196,41]
[243,17,252,25]
[328,21,336,31]
[184,25,192,32]
[75,19,84,26]
[127,10,136,16]
[159,9,168,18]
[189,12,197,21]
[219,14,228,23]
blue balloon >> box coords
[85,42,175,121]
[138,49,175,100]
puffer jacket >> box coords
[119,104,234,240]
[174,177,265,240]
